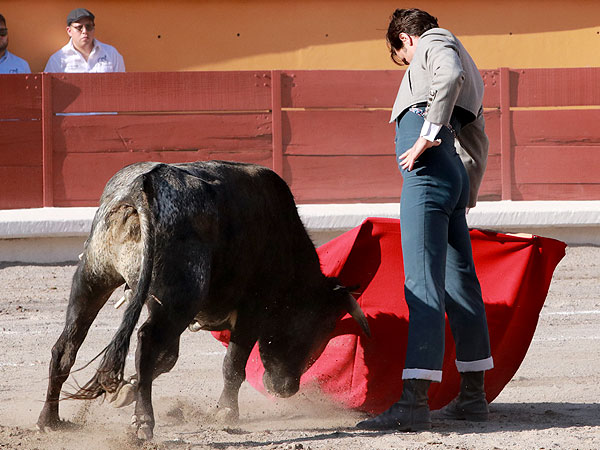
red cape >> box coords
[214,217,566,413]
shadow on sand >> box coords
[177,402,600,449]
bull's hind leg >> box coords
[129,302,187,440]
[37,262,122,431]
[107,337,180,409]
[109,315,181,409]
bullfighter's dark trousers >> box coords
[395,108,493,382]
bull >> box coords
[36,160,370,440]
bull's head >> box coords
[259,278,370,398]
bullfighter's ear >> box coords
[343,292,371,338]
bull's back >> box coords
[86,160,321,311]
[144,161,322,300]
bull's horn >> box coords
[345,293,371,338]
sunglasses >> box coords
[0,29,8,37]
[70,23,95,32]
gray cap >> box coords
[67,8,95,25]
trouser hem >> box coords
[455,356,494,372]
[403,368,443,382]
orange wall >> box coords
[2,0,600,72]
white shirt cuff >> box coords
[420,120,442,142]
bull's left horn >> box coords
[344,293,371,338]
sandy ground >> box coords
[0,244,599,450]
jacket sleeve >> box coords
[422,38,465,126]
[44,54,60,73]
[455,107,489,207]
[114,52,126,72]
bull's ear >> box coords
[343,292,371,338]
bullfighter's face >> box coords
[396,32,419,65]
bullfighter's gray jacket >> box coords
[390,28,489,207]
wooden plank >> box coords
[513,146,600,184]
[53,150,273,205]
[479,154,502,201]
[284,155,402,203]
[52,113,272,153]
[513,109,600,146]
[483,109,501,156]
[0,121,42,166]
[283,108,501,202]
[510,68,600,108]
[0,74,42,119]
[282,70,401,109]
[282,70,500,109]
[51,72,272,113]
[284,110,394,156]
[512,184,600,201]
[0,167,43,209]
[482,70,501,109]
[284,110,498,157]
[477,190,502,203]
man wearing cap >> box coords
[45,8,125,73]
[0,13,31,74]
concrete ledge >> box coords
[1,201,599,263]
[0,207,96,238]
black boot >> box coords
[356,379,431,431]
[439,371,488,421]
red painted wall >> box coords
[1,69,599,209]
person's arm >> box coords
[399,37,464,171]
[22,58,31,74]
[114,51,125,72]
[44,54,59,73]
[422,39,465,126]
[420,119,442,142]
[398,135,441,171]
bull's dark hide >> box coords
[37,161,369,440]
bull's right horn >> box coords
[344,293,371,338]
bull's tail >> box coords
[68,172,156,400]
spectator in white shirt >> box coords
[45,8,125,73]
[0,13,31,74]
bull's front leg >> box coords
[216,330,256,424]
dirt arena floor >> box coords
[0,245,599,450]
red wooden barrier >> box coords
[0,74,43,208]
[0,69,599,209]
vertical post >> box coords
[41,73,54,207]
[499,67,512,200]
[271,70,283,176]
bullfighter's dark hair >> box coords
[386,8,439,66]
[0,14,6,25]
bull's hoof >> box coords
[36,419,79,432]
[188,321,203,332]
[137,423,153,440]
[131,414,154,441]
[109,382,137,408]
[213,406,239,424]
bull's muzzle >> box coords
[262,372,300,398]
